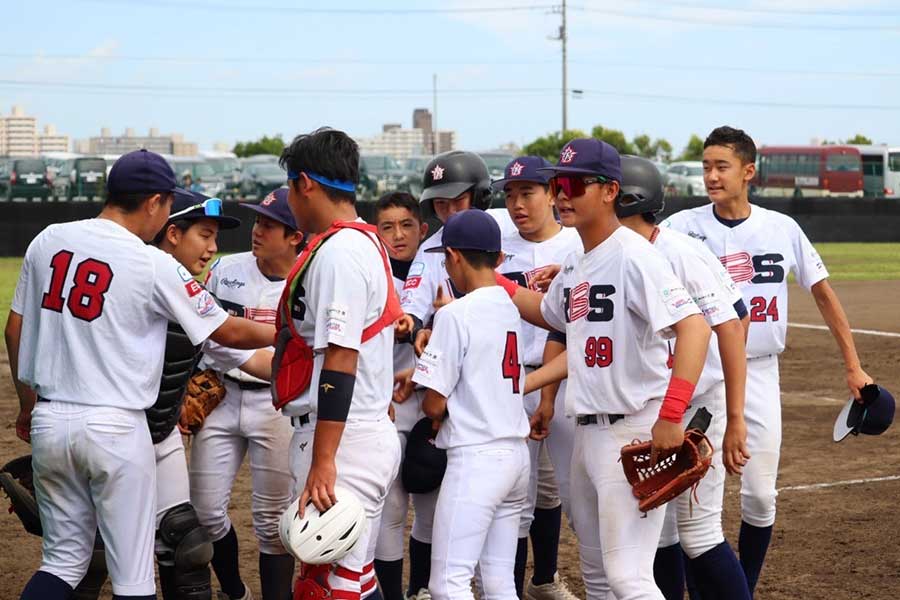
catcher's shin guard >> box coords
[158,503,214,600]
[294,564,333,600]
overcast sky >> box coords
[4,0,899,154]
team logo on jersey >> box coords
[560,146,577,164]
[196,291,217,316]
[719,252,755,284]
[719,252,786,285]
[509,161,525,177]
[177,265,193,282]
[567,282,590,321]
[431,164,445,181]
[221,277,246,289]
[184,280,202,297]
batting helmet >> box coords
[421,151,492,211]
[615,155,666,219]
[279,485,366,564]
[402,417,448,494]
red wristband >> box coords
[658,376,695,423]
[495,273,519,298]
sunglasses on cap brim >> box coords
[549,175,612,199]
[169,197,224,220]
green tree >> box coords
[232,134,286,158]
[590,125,634,155]
[678,134,705,161]
[632,133,673,161]
[522,129,587,161]
[844,133,873,145]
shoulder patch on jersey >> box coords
[325,303,349,338]
[177,265,194,282]
[416,348,441,379]
[195,290,217,316]
[660,285,694,316]
[404,276,422,290]
[408,261,425,277]
[184,280,202,297]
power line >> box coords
[78,0,556,14]
[626,0,900,17]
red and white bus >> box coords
[754,145,863,198]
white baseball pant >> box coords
[740,355,781,528]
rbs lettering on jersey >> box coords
[719,252,785,285]
[563,283,615,323]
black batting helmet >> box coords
[401,417,447,494]
[615,155,666,219]
[421,151,492,211]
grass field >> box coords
[0,243,896,341]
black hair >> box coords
[375,192,421,223]
[279,127,359,204]
[704,126,757,165]
[106,190,171,213]
[447,248,501,270]
[151,218,194,246]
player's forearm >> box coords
[811,280,862,371]
[422,388,448,420]
[510,287,553,331]
[238,349,274,381]
[526,340,567,396]
[312,420,345,463]
[539,340,566,408]
[5,311,35,411]
[669,314,711,386]
[210,317,276,349]
[713,318,747,419]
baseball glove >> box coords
[178,369,227,434]
[620,428,714,514]
[0,455,42,536]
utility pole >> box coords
[551,1,568,134]
[432,73,438,154]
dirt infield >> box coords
[1,281,898,599]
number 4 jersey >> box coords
[539,226,702,416]
[11,219,228,410]
[662,203,828,359]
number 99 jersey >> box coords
[539,227,701,416]
[662,204,829,359]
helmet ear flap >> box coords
[472,186,493,211]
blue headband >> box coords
[287,170,356,193]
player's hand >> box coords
[846,366,874,402]
[529,400,554,441]
[722,417,751,475]
[15,409,31,443]
[394,313,414,339]
[650,419,684,466]
[414,328,432,357]
[433,285,452,311]
[393,368,415,403]
[531,264,561,292]
[299,457,337,517]
[431,418,442,434]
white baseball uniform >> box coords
[12,218,227,596]
[663,204,828,528]
[375,261,439,563]
[539,226,702,600]
[650,227,742,558]
[413,286,531,600]
[188,251,294,555]
[283,222,402,583]
[499,226,580,534]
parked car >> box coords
[60,157,107,202]
[4,157,53,201]
[169,158,227,199]
[360,154,405,192]
[479,152,514,209]
[205,156,242,200]
[665,161,705,196]
[239,161,286,200]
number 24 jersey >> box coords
[539,226,702,416]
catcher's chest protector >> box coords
[272,221,402,410]
[146,321,202,443]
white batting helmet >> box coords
[279,485,367,564]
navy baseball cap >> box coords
[240,188,298,231]
[833,384,895,442]
[107,149,178,195]
[168,189,241,230]
[491,155,553,190]
[537,138,623,183]
[425,209,501,253]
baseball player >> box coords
[5,149,275,600]
[613,155,751,600]
[371,192,441,600]
[190,188,303,600]
[662,126,873,596]
[492,156,580,600]
[500,138,712,599]
[411,209,531,600]
[399,150,494,599]
[277,127,402,600]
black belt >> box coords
[576,413,624,426]
[224,374,270,391]
[37,397,50,403]
[291,414,311,427]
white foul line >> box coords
[788,322,900,339]
[778,475,900,492]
